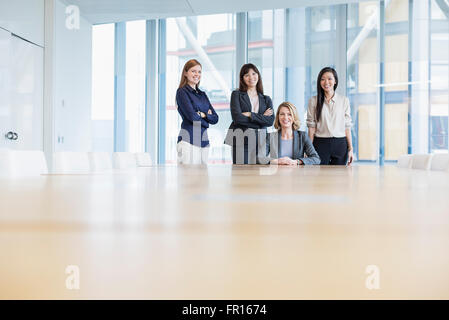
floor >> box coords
[1,164,449,299]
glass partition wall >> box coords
[91,0,449,163]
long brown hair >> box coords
[239,63,264,94]
[316,67,338,123]
[179,59,202,89]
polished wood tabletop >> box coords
[1,164,449,299]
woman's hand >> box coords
[207,109,212,115]
[271,157,300,165]
[263,108,273,116]
[242,112,251,117]
[347,149,354,166]
[197,111,207,118]
[278,157,297,165]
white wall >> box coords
[1,0,93,164]
[0,0,44,46]
[52,0,92,152]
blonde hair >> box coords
[274,102,301,131]
[179,59,202,89]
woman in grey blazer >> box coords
[224,63,274,164]
[262,102,320,165]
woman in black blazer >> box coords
[261,102,320,165]
[224,63,274,164]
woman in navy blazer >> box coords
[176,59,219,164]
[261,102,320,165]
[224,63,274,164]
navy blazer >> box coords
[261,130,321,165]
[176,85,219,148]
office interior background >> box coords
[2,0,449,301]
[1,0,448,167]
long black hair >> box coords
[316,67,338,123]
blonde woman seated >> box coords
[263,102,320,165]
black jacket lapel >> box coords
[258,93,266,114]
[242,92,252,112]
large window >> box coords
[90,0,449,163]
[430,0,449,153]
[284,6,337,130]
[384,0,409,160]
[91,24,115,152]
[307,6,337,97]
[347,1,379,161]
[346,0,449,162]
[125,20,146,152]
[165,14,236,163]
[248,10,274,97]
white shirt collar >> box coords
[325,92,338,104]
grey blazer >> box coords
[261,130,321,165]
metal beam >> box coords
[273,9,286,106]
[114,22,126,152]
[236,12,248,85]
[145,20,158,163]
[379,1,385,166]
[158,19,166,164]
[336,4,347,96]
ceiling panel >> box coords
[61,0,374,24]
[190,0,365,15]
[63,0,194,24]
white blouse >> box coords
[248,93,259,114]
[306,92,352,138]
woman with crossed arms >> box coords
[225,63,274,164]
[306,67,354,165]
[176,59,219,164]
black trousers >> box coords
[231,131,260,164]
[313,137,348,165]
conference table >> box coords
[1,164,449,299]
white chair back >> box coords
[430,154,449,172]
[0,150,48,177]
[53,152,90,174]
[411,154,433,170]
[397,154,412,168]
[88,152,113,172]
[135,153,152,167]
[112,152,137,169]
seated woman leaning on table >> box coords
[262,102,321,165]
